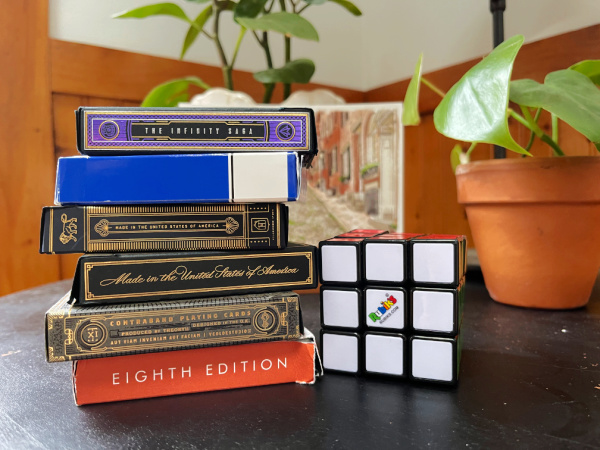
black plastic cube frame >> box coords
[363,285,409,333]
[320,329,363,375]
[409,334,460,386]
[363,331,407,379]
[320,285,364,331]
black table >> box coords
[1,277,599,449]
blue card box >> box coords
[54,153,300,205]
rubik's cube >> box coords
[318,230,466,385]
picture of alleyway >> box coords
[288,185,388,245]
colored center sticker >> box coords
[369,294,399,323]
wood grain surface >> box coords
[0,2,60,295]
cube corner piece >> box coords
[320,330,361,375]
[409,335,460,385]
[410,235,467,287]
[319,238,363,285]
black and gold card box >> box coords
[40,204,287,254]
[70,243,317,305]
[45,291,302,362]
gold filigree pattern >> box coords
[59,214,78,244]
[94,219,110,237]
[65,329,74,345]
[225,217,239,234]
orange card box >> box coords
[72,330,322,405]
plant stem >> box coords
[524,108,541,152]
[278,0,291,99]
[513,107,565,156]
[278,0,292,99]
[421,77,446,98]
[212,0,232,90]
[230,27,246,69]
[551,113,559,143]
[509,108,531,129]
[466,142,477,157]
[540,134,565,156]
[261,30,275,103]
[263,83,275,103]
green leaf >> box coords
[180,5,213,59]
[113,3,191,23]
[450,144,464,173]
[569,60,600,86]
[304,0,327,4]
[141,76,211,107]
[329,0,362,15]
[433,35,528,155]
[253,58,315,83]
[236,12,319,41]
[510,69,600,145]
[234,0,268,19]
[184,0,211,3]
[402,53,423,126]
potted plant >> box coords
[113,0,361,105]
[402,34,600,309]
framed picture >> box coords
[289,102,404,245]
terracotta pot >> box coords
[455,156,600,309]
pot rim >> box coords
[455,155,600,176]
[455,156,600,204]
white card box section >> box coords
[410,335,460,385]
[321,331,361,374]
[319,238,364,284]
[363,233,422,283]
[364,333,406,377]
[411,235,466,286]
[232,152,300,202]
[321,287,361,330]
[365,287,407,331]
[411,283,464,335]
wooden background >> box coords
[1,1,599,296]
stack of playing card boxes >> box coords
[319,230,466,385]
[41,107,322,405]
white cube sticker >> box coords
[322,333,359,373]
[365,334,404,376]
[413,242,456,284]
[413,290,455,333]
[411,339,453,382]
[365,288,405,330]
[365,243,404,282]
[321,245,358,283]
[322,289,360,328]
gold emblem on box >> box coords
[60,214,78,244]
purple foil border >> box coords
[86,112,309,150]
